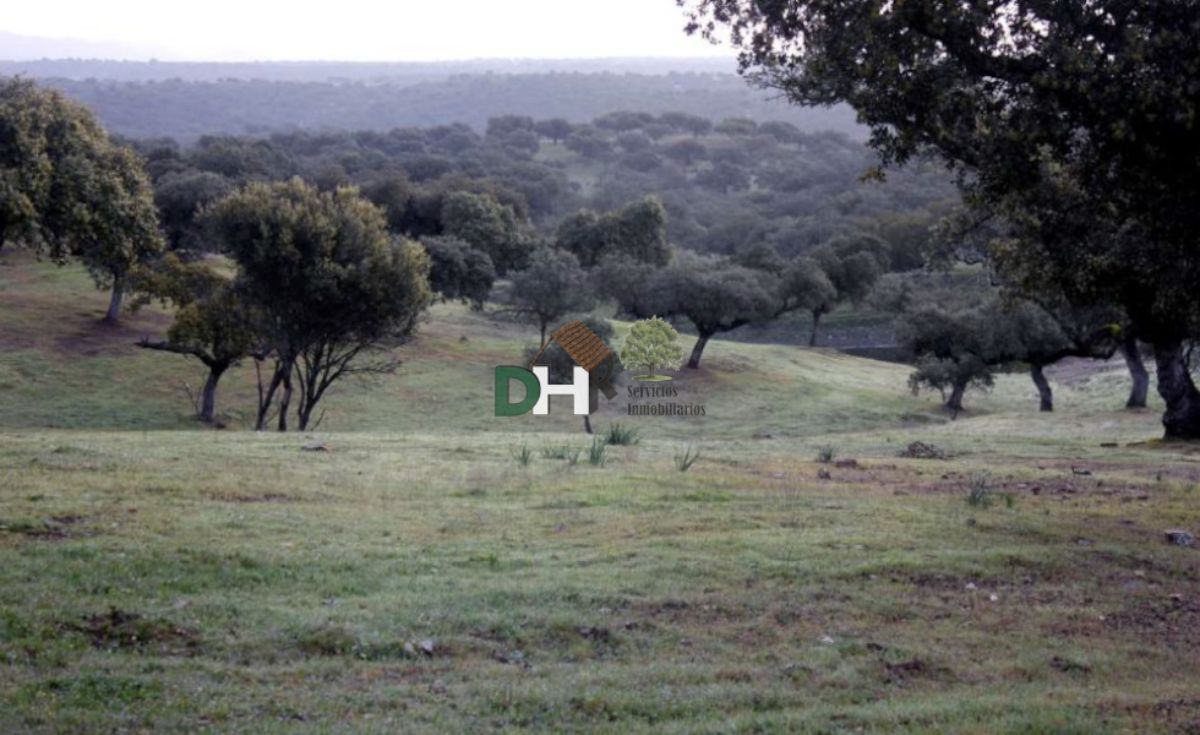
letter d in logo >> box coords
[494,366,541,417]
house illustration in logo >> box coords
[495,320,618,417]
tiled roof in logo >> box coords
[552,320,613,372]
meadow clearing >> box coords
[2,252,1198,733]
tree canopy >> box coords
[205,178,432,431]
[681,0,1200,437]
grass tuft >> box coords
[673,444,701,472]
[587,436,608,466]
[603,423,640,446]
[512,443,533,468]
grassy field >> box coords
[2,252,1199,733]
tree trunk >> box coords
[255,361,284,431]
[104,279,124,325]
[1030,363,1053,412]
[583,415,593,434]
[808,311,822,347]
[199,365,226,424]
[1121,335,1149,409]
[687,334,710,369]
[1152,340,1200,439]
[946,380,967,418]
[276,372,293,432]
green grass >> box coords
[1,251,1197,732]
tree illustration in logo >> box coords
[622,316,684,381]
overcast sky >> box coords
[1,0,729,61]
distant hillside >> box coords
[22,72,862,142]
[0,55,742,81]
[0,31,173,62]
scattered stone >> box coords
[577,626,611,642]
[1165,529,1195,547]
[493,649,528,668]
[819,635,835,645]
[418,638,437,656]
[900,441,946,459]
[301,443,329,452]
[988,594,999,602]
[1071,466,1092,476]
[965,582,977,591]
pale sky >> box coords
[1,0,729,62]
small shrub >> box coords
[512,444,533,468]
[674,445,701,472]
[816,445,837,464]
[965,473,994,508]
[542,444,582,464]
[603,423,640,446]
[587,437,608,466]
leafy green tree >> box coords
[71,144,165,323]
[564,126,613,160]
[206,178,432,431]
[421,235,495,310]
[616,131,655,155]
[486,115,536,138]
[898,302,1006,416]
[647,252,778,369]
[776,256,837,330]
[681,0,1200,437]
[735,243,837,333]
[807,244,882,346]
[0,77,118,262]
[440,190,529,274]
[153,170,233,252]
[135,254,257,424]
[733,242,787,273]
[534,118,573,144]
[900,294,1122,415]
[555,197,669,267]
[659,112,713,136]
[508,246,595,344]
[594,111,656,132]
[622,317,685,378]
[0,79,165,323]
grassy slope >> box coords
[0,251,1159,435]
[2,252,1198,734]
